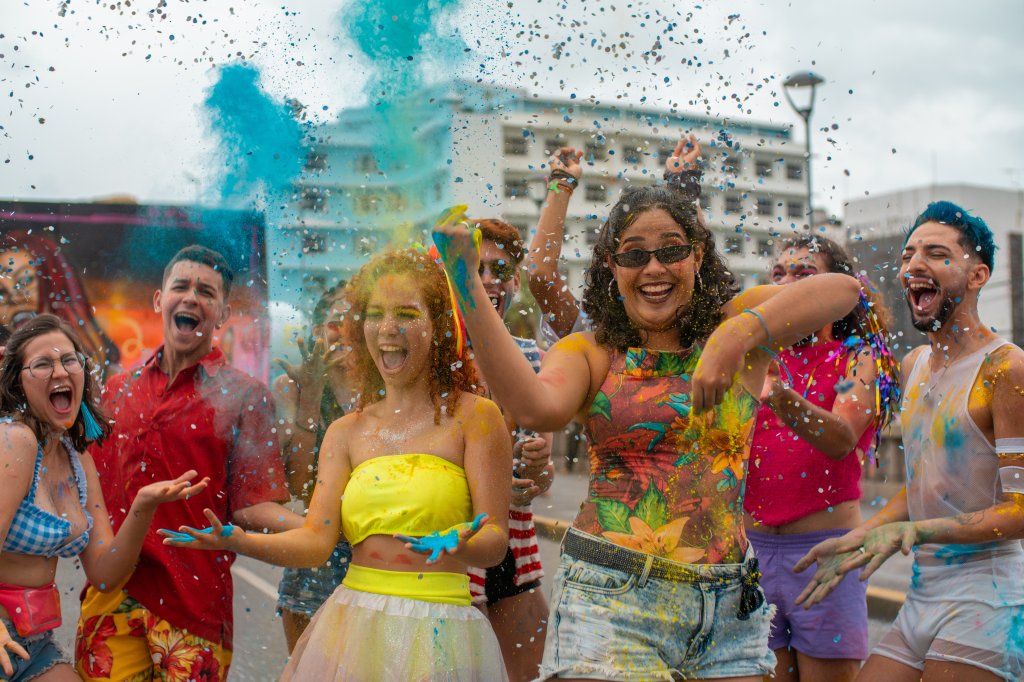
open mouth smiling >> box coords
[379,344,408,371]
[49,384,73,413]
[906,279,940,312]
[173,311,201,333]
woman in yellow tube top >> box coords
[162,249,513,681]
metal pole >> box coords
[804,115,814,227]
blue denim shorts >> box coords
[277,540,352,617]
[0,621,70,681]
[539,531,775,681]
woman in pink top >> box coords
[744,235,898,682]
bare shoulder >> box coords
[985,342,1024,390]
[900,345,928,384]
[454,392,504,428]
[0,421,39,456]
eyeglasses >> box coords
[21,352,87,379]
[479,260,517,282]
[611,244,693,268]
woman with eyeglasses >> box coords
[0,232,121,379]
[0,314,208,681]
[432,136,864,681]
[271,281,356,652]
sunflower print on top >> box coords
[574,345,759,565]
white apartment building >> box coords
[845,184,1024,351]
[448,82,813,295]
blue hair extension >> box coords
[904,201,997,271]
[80,401,104,441]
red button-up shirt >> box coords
[90,347,287,646]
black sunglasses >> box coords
[611,244,693,268]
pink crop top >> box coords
[744,341,874,527]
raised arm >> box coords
[434,211,596,432]
[691,276,863,412]
[527,147,583,339]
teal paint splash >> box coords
[340,0,466,169]
[203,63,305,204]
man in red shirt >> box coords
[75,245,296,682]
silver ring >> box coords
[857,546,866,554]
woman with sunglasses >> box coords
[272,281,355,652]
[432,137,863,681]
[0,314,207,681]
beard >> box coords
[908,284,963,332]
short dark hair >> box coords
[474,218,525,265]
[162,245,234,297]
[0,313,111,451]
[905,201,996,272]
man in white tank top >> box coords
[791,201,1024,682]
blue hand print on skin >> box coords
[160,524,236,543]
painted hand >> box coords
[135,470,210,510]
[793,527,868,608]
[159,508,238,551]
[395,513,488,564]
[0,619,29,678]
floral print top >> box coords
[574,345,759,565]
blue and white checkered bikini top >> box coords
[2,433,93,558]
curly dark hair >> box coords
[582,186,739,352]
[777,235,894,341]
[0,313,111,451]
[342,249,480,423]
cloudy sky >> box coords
[1,0,1021,217]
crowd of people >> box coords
[0,136,1020,682]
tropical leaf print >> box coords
[596,498,632,534]
[633,485,670,530]
[590,391,612,421]
[654,351,688,376]
[657,392,692,418]
[628,422,669,451]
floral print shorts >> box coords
[75,587,231,682]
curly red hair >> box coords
[342,249,480,423]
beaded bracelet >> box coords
[548,168,579,187]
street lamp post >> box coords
[783,71,824,227]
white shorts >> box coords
[873,553,1024,681]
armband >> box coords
[996,438,1024,457]
[999,466,1024,496]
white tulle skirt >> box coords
[280,584,509,681]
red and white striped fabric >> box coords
[468,504,544,604]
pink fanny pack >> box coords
[0,582,61,637]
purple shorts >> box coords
[748,528,869,660]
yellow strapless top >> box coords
[341,453,473,546]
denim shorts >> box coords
[539,531,776,681]
[749,528,869,660]
[0,620,70,681]
[277,540,352,617]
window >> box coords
[756,197,773,216]
[305,151,327,172]
[724,237,743,254]
[384,190,407,213]
[786,162,803,180]
[585,184,608,202]
[658,148,673,165]
[298,187,328,213]
[504,136,528,156]
[544,138,563,154]
[724,194,742,214]
[585,141,606,161]
[699,194,712,211]
[723,155,740,174]
[787,201,804,218]
[622,146,642,165]
[355,153,378,174]
[352,190,379,215]
[355,231,379,256]
[755,159,772,177]
[756,238,773,257]
[301,233,325,254]
[504,178,530,198]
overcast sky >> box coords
[1,0,1021,217]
